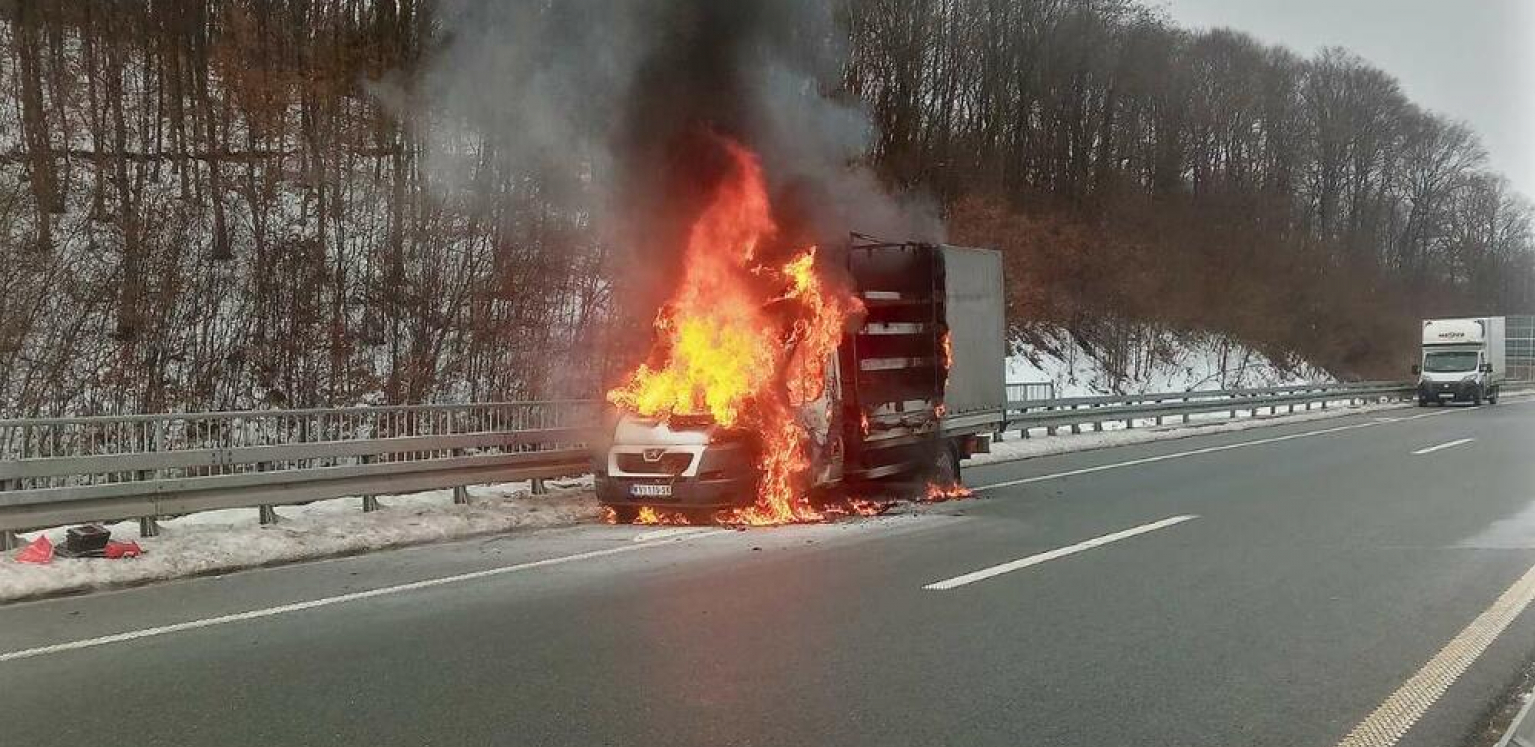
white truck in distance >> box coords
[1415,317,1506,406]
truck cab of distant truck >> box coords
[1415,317,1506,406]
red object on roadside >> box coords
[104,541,143,559]
[15,536,54,564]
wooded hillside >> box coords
[1,0,1529,416]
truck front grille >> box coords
[615,452,694,475]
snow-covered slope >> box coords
[1007,326,1332,397]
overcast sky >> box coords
[1156,0,1535,200]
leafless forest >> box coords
[1,0,1530,417]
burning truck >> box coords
[594,140,1005,525]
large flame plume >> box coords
[606,138,862,525]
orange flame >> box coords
[937,328,954,418]
[634,506,694,525]
[606,143,779,428]
[925,482,975,502]
[607,138,860,526]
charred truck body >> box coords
[595,239,1006,518]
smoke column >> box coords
[388,0,942,343]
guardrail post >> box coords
[1,478,16,550]
[449,448,471,504]
[257,460,279,524]
[359,455,380,512]
[134,422,162,539]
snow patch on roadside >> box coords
[0,480,601,602]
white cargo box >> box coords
[1422,318,1488,345]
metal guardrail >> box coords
[4,380,1522,548]
[1005,380,1056,402]
[996,381,1419,437]
[0,402,601,548]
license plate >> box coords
[630,484,672,498]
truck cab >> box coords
[595,355,844,523]
[1416,318,1506,406]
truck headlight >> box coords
[1461,374,1478,383]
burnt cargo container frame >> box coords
[840,239,1005,489]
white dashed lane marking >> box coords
[923,515,1198,591]
[1411,438,1475,456]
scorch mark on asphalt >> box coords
[923,515,1198,591]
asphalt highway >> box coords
[2,400,1534,747]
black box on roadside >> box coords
[63,524,110,556]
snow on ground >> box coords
[1008,327,1331,397]
[0,479,602,602]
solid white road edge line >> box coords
[923,515,1198,591]
[1411,438,1475,455]
[975,408,1461,492]
[1333,562,1535,747]
[0,529,733,664]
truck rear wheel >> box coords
[932,440,961,486]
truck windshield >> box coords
[1423,351,1479,373]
